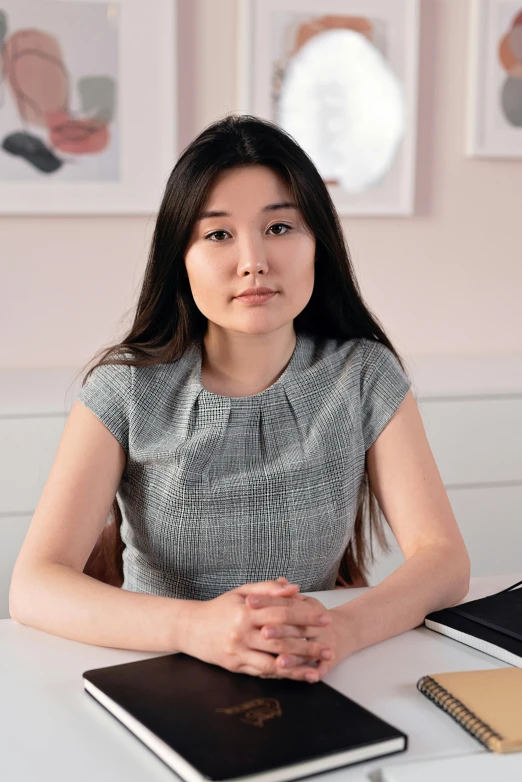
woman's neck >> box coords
[200,326,297,397]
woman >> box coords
[9,114,470,684]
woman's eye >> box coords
[268,223,292,235]
[204,224,292,241]
[205,230,229,241]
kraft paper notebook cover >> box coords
[424,579,522,667]
[417,668,522,753]
[83,652,407,782]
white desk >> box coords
[1,574,520,782]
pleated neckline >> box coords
[191,331,306,405]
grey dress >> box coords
[77,332,411,600]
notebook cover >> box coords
[450,586,522,642]
[83,652,407,781]
[425,582,522,666]
[418,668,522,752]
[425,607,522,659]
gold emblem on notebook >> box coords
[216,698,282,728]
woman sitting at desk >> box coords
[9,115,470,684]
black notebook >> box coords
[83,652,407,782]
[424,579,522,667]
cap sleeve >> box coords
[360,339,411,451]
[76,360,132,453]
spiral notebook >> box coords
[424,579,522,667]
[417,667,522,753]
[83,652,407,782]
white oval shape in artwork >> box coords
[276,28,406,193]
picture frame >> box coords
[467,0,522,158]
[237,0,420,217]
[0,0,177,215]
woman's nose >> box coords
[236,234,269,275]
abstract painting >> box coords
[0,0,176,214]
[467,0,522,157]
[0,0,119,181]
[237,0,420,216]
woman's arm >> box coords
[335,388,470,650]
[9,401,195,652]
[248,390,471,678]
[10,403,328,674]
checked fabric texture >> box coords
[77,333,411,600]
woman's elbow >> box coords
[452,546,471,604]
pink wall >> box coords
[0,0,520,369]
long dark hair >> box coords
[79,113,410,589]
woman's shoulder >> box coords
[76,345,200,452]
[79,344,198,399]
[295,333,409,394]
[299,332,371,371]
[306,334,402,368]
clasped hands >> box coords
[184,576,350,683]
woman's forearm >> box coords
[334,542,471,657]
[9,562,196,653]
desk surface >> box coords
[1,574,521,782]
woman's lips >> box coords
[235,292,277,305]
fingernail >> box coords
[320,648,332,660]
[318,615,330,625]
[249,596,260,606]
[305,672,318,683]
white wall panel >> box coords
[418,398,522,486]
[368,485,522,585]
[0,515,32,620]
[0,417,66,514]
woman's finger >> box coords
[245,596,322,623]
[249,630,329,661]
[232,649,281,678]
[275,644,334,668]
[249,603,331,629]
[260,623,306,640]
[275,654,321,670]
[246,594,304,611]
[274,578,305,598]
[260,622,327,640]
[273,663,320,682]
[245,593,323,612]
[236,649,319,681]
[300,656,334,681]
[235,580,300,598]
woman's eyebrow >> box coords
[196,201,298,221]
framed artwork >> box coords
[467,0,522,157]
[237,0,420,216]
[0,0,177,214]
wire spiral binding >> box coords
[417,676,504,752]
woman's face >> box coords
[184,165,316,337]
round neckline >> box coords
[195,332,303,402]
